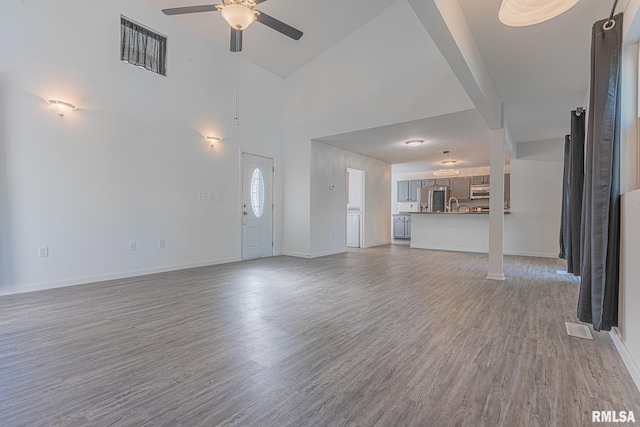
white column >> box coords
[487,128,505,280]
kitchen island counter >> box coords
[409,211,508,253]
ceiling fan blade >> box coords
[162,5,219,15]
[254,0,269,3]
[256,12,303,40]
[230,28,243,52]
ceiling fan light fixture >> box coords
[220,3,257,30]
[498,0,581,27]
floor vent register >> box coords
[565,322,594,340]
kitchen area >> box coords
[393,170,511,252]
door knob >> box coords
[243,211,248,215]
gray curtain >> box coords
[577,13,622,332]
[561,111,585,274]
[559,134,570,259]
[120,17,167,76]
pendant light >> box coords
[498,0,581,27]
[433,151,460,177]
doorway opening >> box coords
[346,167,364,248]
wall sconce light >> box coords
[206,136,221,147]
[48,100,77,116]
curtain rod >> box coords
[606,0,619,28]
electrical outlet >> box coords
[158,239,165,249]
[129,241,136,251]
[38,246,49,258]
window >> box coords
[120,17,167,76]
[250,168,266,218]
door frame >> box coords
[240,150,275,260]
[346,166,365,248]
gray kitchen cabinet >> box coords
[436,178,451,187]
[421,179,436,188]
[450,177,470,201]
[409,180,421,201]
[398,180,421,202]
[471,175,490,185]
[393,214,411,239]
[397,181,410,202]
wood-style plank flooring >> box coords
[1,245,639,426]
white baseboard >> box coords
[410,243,487,254]
[309,248,346,258]
[363,239,391,248]
[610,328,640,393]
[281,251,312,258]
[0,257,241,296]
[504,250,559,258]
[408,244,558,259]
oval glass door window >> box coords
[250,168,265,218]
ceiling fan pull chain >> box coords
[235,53,240,127]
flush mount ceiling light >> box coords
[498,0,581,27]
[206,136,221,147]
[405,139,424,147]
[48,100,77,116]
[433,151,460,176]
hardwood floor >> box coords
[1,245,639,426]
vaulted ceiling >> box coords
[139,0,616,169]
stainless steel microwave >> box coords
[470,185,490,199]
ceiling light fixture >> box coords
[217,1,259,30]
[498,0,580,27]
[433,151,460,176]
[405,139,424,147]
[48,100,77,116]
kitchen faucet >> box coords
[447,197,459,212]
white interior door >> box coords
[242,153,273,260]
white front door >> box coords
[242,153,273,260]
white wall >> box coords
[614,0,640,391]
[0,0,285,293]
[505,139,564,258]
[283,0,474,257]
[619,190,640,389]
[310,142,391,257]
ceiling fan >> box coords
[162,0,303,52]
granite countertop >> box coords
[399,211,511,215]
